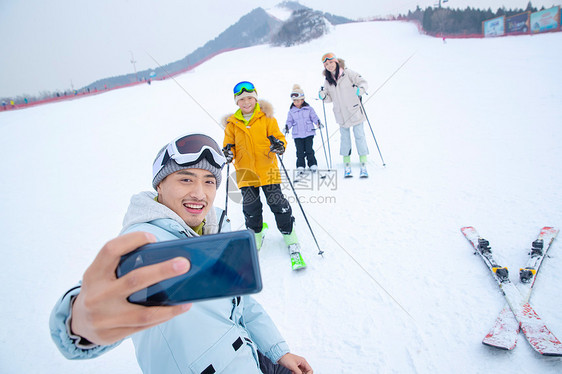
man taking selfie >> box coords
[49,133,313,374]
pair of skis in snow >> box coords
[292,169,327,184]
[461,226,561,356]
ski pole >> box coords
[268,136,324,256]
[359,97,386,167]
[361,52,416,108]
[218,144,234,232]
[346,52,414,167]
[317,121,330,169]
[320,88,333,169]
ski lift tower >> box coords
[130,51,139,82]
[434,0,450,38]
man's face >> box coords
[156,168,217,228]
[237,96,257,115]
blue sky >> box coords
[0,0,557,97]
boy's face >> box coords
[237,96,257,115]
[293,99,304,108]
[156,168,217,228]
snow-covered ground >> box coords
[1,21,561,373]
[266,4,294,22]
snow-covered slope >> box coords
[1,21,561,373]
[266,4,294,21]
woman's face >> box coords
[323,59,337,72]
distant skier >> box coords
[222,81,306,269]
[318,53,370,178]
[285,84,321,178]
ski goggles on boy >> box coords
[290,92,304,99]
[152,134,226,179]
[321,53,336,63]
[233,81,256,96]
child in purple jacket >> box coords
[285,84,320,175]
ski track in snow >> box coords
[1,21,561,373]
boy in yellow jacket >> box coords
[223,81,304,268]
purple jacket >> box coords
[285,102,320,139]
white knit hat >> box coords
[290,84,305,100]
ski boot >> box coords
[344,163,353,178]
[294,166,306,182]
[360,163,369,178]
[254,222,269,250]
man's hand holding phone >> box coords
[116,230,262,306]
[70,232,192,346]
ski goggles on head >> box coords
[152,134,226,179]
[321,53,336,63]
[290,92,304,99]
[233,81,256,96]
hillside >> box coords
[83,2,353,93]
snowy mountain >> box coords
[83,2,352,92]
[81,1,353,91]
[272,8,332,46]
[1,20,562,373]
[84,7,284,90]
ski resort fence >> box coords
[483,6,561,37]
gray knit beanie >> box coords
[152,145,223,190]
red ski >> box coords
[461,226,562,356]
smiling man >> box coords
[50,133,313,374]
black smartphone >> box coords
[116,230,262,306]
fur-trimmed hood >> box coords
[221,100,274,128]
[221,99,286,188]
[335,58,346,69]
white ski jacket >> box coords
[321,59,368,128]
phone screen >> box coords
[116,230,262,306]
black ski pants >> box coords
[240,184,293,235]
[294,135,317,169]
[259,351,292,374]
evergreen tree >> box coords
[422,7,434,32]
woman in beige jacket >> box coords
[319,53,369,178]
